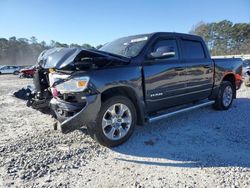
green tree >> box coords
[96,44,103,49]
[40,41,47,47]
[82,43,94,49]
[50,40,56,48]
[69,43,82,48]
[190,20,250,55]
[54,42,68,48]
[30,36,38,44]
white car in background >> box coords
[0,65,20,75]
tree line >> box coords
[0,37,103,66]
[191,20,250,56]
[0,20,249,66]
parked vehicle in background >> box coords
[19,66,36,78]
[29,32,243,147]
[242,59,250,87]
[0,65,20,75]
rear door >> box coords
[180,38,213,101]
[143,37,187,112]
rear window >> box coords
[181,40,205,59]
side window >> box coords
[151,39,179,60]
[181,39,205,59]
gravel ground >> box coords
[0,74,250,188]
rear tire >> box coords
[213,81,234,110]
[87,95,137,147]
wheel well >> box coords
[101,87,144,125]
[222,74,236,97]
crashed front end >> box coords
[48,72,101,133]
[28,68,52,109]
[29,47,128,133]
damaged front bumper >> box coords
[50,94,101,133]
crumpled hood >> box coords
[37,48,80,69]
[37,47,129,70]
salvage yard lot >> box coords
[0,75,250,187]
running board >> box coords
[148,100,215,123]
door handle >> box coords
[175,67,185,71]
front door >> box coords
[143,38,187,113]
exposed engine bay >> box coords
[26,47,129,110]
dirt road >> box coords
[0,75,250,187]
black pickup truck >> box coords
[30,32,243,147]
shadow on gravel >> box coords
[114,98,250,168]
[78,127,89,135]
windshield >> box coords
[99,34,150,58]
[243,59,250,67]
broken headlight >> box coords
[55,76,90,94]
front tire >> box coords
[213,81,234,110]
[88,95,137,147]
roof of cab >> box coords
[150,32,203,40]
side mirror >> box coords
[148,46,175,59]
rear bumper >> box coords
[50,94,101,133]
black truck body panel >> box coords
[31,32,243,133]
[38,47,130,70]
